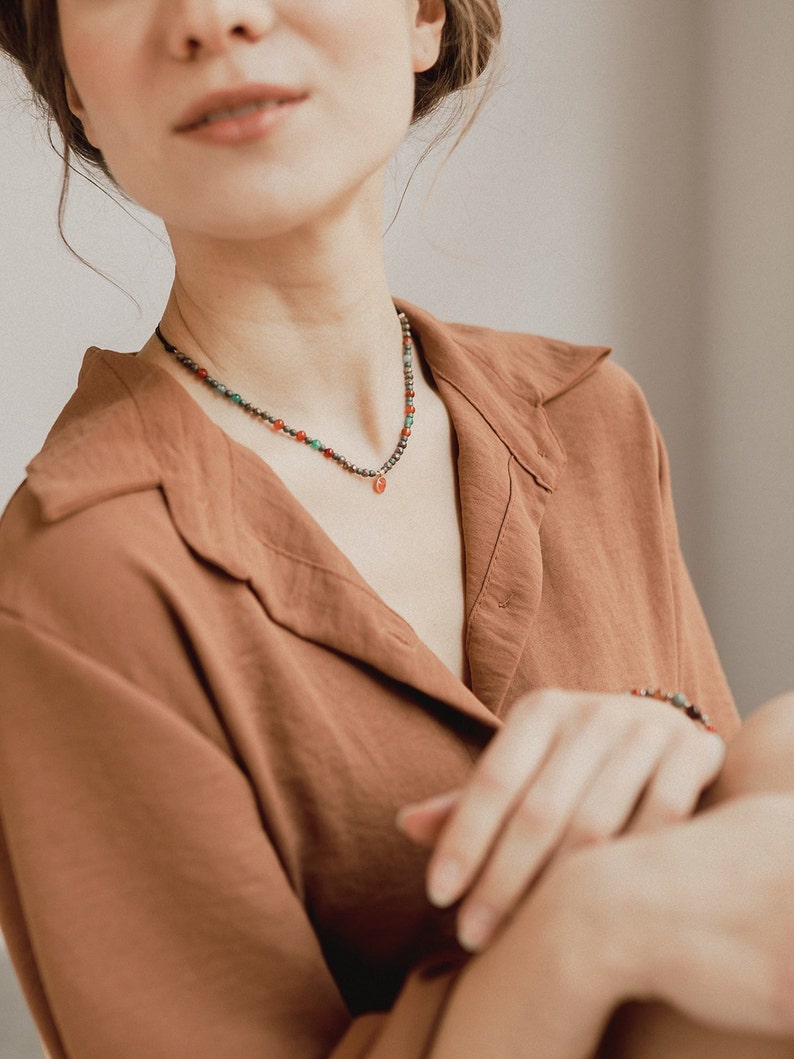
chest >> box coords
[272,391,469,682]
[319,477,467,680]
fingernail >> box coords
[427,857,464,907]
[394,808,412,834]
[399,790,461,819]
[458,903,498,953]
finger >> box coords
[455,707,621,951]
[629,725,725,832]
[425,691,564,908]
[555,716,674,853]
[395,789,461,845]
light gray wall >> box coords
[696,0,794,714]
[1,1,793,1052]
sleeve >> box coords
[654,424,741,740]
[0,611,462,1059]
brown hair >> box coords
[1,0,108,179]
[414,0,502,135]
[0,0,501,189]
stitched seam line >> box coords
[465,456,515,654]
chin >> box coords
[106,122,397,243]
[153,170,385,244]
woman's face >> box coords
[58,0,445,241]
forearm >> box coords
[429,957,597,1059]
[602,1002,794,1059]
[428,854,626,1059]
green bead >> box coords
[231,394,242,403]
[310,439,323,450]
[404,415,414,426]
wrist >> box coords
[579,831,698,1008]
[540,844,642,1011]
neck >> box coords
[146,177,408,453]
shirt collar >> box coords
[395,300,608,492]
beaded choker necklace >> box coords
[154,309,415,494]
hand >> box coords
[397,687,724,951]
[601,793,794,1039]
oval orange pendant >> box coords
[373,475,387,495]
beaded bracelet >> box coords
[629,687,717,733]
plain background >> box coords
[1,1,793,1054]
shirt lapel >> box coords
[399,302,597,716]
[26,307,609,734]
[430,373,561,715]
[145,377,501,735]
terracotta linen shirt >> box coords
[0,301,738,1059]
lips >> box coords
[175,83,308,132]
[192,99,284,129]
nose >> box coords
[166,0,275,61]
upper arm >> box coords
[0,610,353,1058]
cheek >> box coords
[59,8,147,148]
[311,1,416,94]
[320,12,417,145]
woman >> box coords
[0,2,793,1057]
